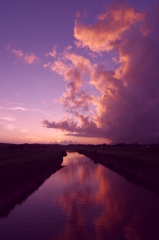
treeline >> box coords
[1,142,159,151]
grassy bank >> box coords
[0,144,66,213]
[76,145,159,194]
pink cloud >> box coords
[11,49,23,59]
[61,89,93,111]
[45,45,57,58]
[74,3,145,52]
[7,45,40,64]
[44,60,67,75]
[44,48,93,112]
[23,53,40,64]
[43,3,159,144]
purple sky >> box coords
[1,0,159,144]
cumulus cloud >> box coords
[44,48,93,112]
[43,3,159,144]
[74,3,145,52]
[7,44,40,64]
[43,118,80,132]
[42,114,102,138]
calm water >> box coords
[0,152,159,240]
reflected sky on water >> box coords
[0,152,159,240]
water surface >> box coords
[0,152,159,240]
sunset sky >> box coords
[1,0,159,144]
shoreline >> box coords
[0,148,67,216]
[0,164,63,218]
[77,148,159,195]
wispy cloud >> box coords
[11,49,23,58]
[7,44,40,64]
[0,113,28,133]
[0,116,16,122]
[4,123,17,131]
[0,106,54,118]
[0,115,18,131]
[20,129,28,133]
[45,45,57,58]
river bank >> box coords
[76,146,159,194]
[0,144,67,215]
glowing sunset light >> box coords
[1,0,159,144]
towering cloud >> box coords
[43,3,159,144]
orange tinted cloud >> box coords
[43,3,159,144]
[74,4,145,52]
[8,44,40,64]
[44,49,93,112]
[23,52,40,64]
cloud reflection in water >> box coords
[51,152,146,240]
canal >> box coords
[0,152,159,240]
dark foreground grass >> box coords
[0,144,66,212]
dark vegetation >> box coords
[74,143,159,194]
[0,143,66,215]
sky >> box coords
[1,0,159,145]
